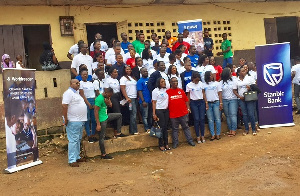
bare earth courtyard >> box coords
[1,114,300,196]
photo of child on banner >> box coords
[3,69,39,170]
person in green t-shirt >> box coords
[131,31,141,48]
[217,33,233,68]
[134,33,145,55]
[94,87,124,160]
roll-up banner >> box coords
[3,68,42,173]
[255,42,294,128]
[177,19,203,52]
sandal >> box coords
[159,147,166,151]
[210,136,215,141]
[231,131,236,136]
[242,131,249,136]
[253,132,257,136]
[216,135,221,140]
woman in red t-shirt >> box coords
[210,56,223,81]
[126,49,137,69]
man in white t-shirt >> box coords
[106,45,124,66]
[155,47,170,65]
[67,40,84,60]
[71,43,93,77]
[183,29,193,45]
[90,33,108,52]
[62,79,87,167]
[292,57,300,114]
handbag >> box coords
[243,91,258,101]
[150,121,162,139]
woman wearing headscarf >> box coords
[1,54,15,69]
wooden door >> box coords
[116,21,128,41]
[264,18,278,44]
[0,25,25,67]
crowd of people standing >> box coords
[62,29,265,167]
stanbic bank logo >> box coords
[263,63,283,86]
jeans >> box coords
[170,114,193,145]
[98,113,122,155]
[156,109,169,147]
[294,84,300,110]
[238,99,256,132]
[190,99,205,137]
[129,98,138,134]
[85,98,96,137]
[140,102,153,131]
[66,121,84,163]
[206,101,221,136]
[222,57,233,68]
[223,99,238,131]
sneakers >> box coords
[133,132,139,135]
[188,141,196,146]
[92,137,98,142]
[101,154,114,160]
[69,162,79,167]
[88,137,94,143]
[114,133,127,138]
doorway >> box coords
[23,25,51,70]
[264,16,300,59]
[86,23,117,49]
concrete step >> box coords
[83,122,232,157]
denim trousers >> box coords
[238,99,256,132]
[129,98,138,134]
[156,109,169,147]
[190,99,205,137]
[140,102,153,131]
[85,98,96,137]
[206,101,221,136]
[222,57,233,68]
[223,99,238,131]
[98,113,122,155]
[66,121,84,163]
[170,114,193,145]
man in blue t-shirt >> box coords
[137,68,152,132]
[203,30,214,57]
[180,59,196,92]
[120,33,131,54]
[187,45,199,68]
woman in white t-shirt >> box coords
[142,48,154,74]
[120,66,138,135]
[233,67,257,136]
[203,71,223,140]
[186,72,205,143]
[152,77,169,151]
[196,54,216,82]
[220,68,238,136]
[167,65,182,89]
[79,70,97,143]
[104,67,121,113]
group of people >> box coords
[1,54,25,70]
[62,29,263,167]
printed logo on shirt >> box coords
[263,63,283,86]
[170,95,183,100]
[178,91,181,94]
[184,76,191,81]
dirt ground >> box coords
[1,115,300,196]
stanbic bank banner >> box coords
[3,69,42,173]
[255,42,294,128]
[177,19,203,52]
